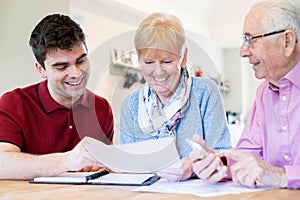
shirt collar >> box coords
[37,80,90,113]
[281,60,300,89]
[268,82,279,95]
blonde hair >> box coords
[134,12,186,56]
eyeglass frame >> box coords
[242,29,286,48]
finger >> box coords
[218,149,248,161]
[158,167,184,176]
[189,149,207,162]
[196,154,222,180]
[157,171,182,182]
[193,134,206,146]
[181,158,192,171]
[244,178,258,188]
[205,166,228,184]
[78,166,92,172]
[235,172,257,188]
[91,166,107,172]
[230,163,257,188]
[191,158,207,175]
[192,135,211,153]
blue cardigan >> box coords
[120,77,232,158]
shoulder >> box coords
[121,90,141,118]
[255,80,269,99]
[122,90,140,107]
[1,83,37,105]
[191,77,219,95]
[86,89,112,110]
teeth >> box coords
[68,79,82,86]
[154,76,168,82]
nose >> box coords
[68,65,82,78]
[153,61,164,75]
[239,43,252,58]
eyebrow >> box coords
[51,53,87,67]
[243,32,252,36]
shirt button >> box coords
[282,126,288,131]
[284,155,291,162]
[281,96,287,101]
[69,125,73,129]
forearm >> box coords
[0,151,69,180]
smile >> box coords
[153,76,169,82]
[66,75,84,86]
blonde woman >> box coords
[120,12,231,181]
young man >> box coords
[189,0,300,189]
[0,14,114,179]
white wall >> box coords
[0,0,261,143]
[241,58,263,121]
[70,0,226,142]
[0,0,69,95]
[222,48,242,113]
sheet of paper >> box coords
[89,173,155,185]
[82,137,180,173]
[133,179,272,197]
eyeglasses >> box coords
[242,29,286,48]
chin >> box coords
[69,89,85,99]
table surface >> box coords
[1,180,300,200]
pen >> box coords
[186,138,222,172]
[85,170,109,181]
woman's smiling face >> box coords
[139,48,185,103]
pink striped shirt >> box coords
[236,61,300,188]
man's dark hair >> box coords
[29,14,87,69]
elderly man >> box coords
[189,0,300,189]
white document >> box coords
[133,179,272,197]
[89,173,155,185]
[82,136,180,173]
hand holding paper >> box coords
[66,139,105,172]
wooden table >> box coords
[1,180,299,200]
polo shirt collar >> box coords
[38,80,90,113]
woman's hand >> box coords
[189,134,227,183]
[157,157,193,181]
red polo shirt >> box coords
[0,80,114,154]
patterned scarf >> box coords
[138,68,192,137]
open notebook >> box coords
[29,171,159,186]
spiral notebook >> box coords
[29,170,159,186]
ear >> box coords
[180,48,188,68]
[283,30,297,57]
[35,62,47,79]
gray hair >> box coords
[134,12,186,56]
[252,0,300,42]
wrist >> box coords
[279,167,287,188]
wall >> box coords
[69,0,225,143]
[222,48,242,113]
[0,0,261,143]
[241,58,263,121]
[0,0,69,95]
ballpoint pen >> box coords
[85,170,109,181]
